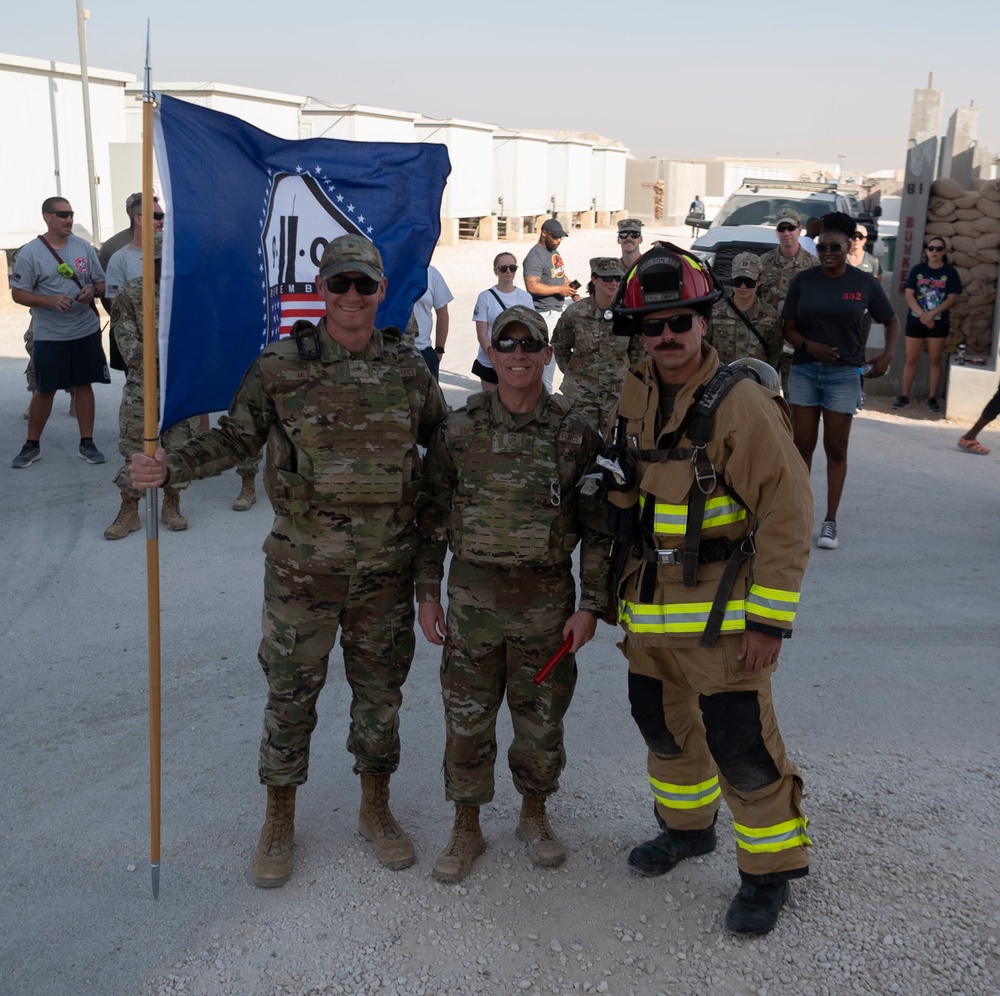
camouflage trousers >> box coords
[440,558,578,806]
[24,323,35,392]
[112,401,200,497]
[257,557,416,786]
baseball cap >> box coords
[617,218,643,235]
[541,218,568,238]
[590,256,625,278]
[775,208,801,227]
[319,234,384,281]
[730,252,761,281]
[491,305,549,343]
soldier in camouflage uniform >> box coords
[757,209,818,390]
[552,257,644,431]
[131,234,448,887]
[416,305,611,883]
[105,233,198,538]
[707,252,783,369]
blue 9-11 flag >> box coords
[152,93,451,430]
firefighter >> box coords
[602,243,813,936]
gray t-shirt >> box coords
[523,242,567,314]
[9,235,105,341]
[105,244,143,299]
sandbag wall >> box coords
[925,176,1000,357]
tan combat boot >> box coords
[160,488,188,531]
[516,795,566,868]
[232,475,257,511]
[358,773,415,869]
[104,495,141,540]
[251,785,296,887]
[433,805,487,883]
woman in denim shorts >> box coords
[782,213,899,550]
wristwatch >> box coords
[434,346,445,355]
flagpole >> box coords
[141,21,162,901]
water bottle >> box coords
[958,344,966,365]
[860,362,873,376]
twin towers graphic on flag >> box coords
[263,171,365,340]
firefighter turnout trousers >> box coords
[626,635,810,881]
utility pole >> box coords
[75,1,102,243]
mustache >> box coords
[653,341,684,351]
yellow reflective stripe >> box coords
[733,816,812,853]
[649,774,721,810]
[619,599,746,633]
[746,584,800,623]
[648,496,747,535]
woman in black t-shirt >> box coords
[894,239,963,413]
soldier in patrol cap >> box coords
[617,218,644,271]
[131,232,448,887]
[552,256,644,430]
[707,251,783,369]
[105,232,200,539]
[416,304,611,883]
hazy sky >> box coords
[6,1,999,174]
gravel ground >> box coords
[1,227,998,996]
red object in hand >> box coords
[533,635,574,685]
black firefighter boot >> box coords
[725,873,791,936]
[627,809,717,877]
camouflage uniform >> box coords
[163,320,448,784]
[757,246,817,314]
[758,247,817,388]
[708,296,783,368]
[110,277,199,497]
[416,389,611,805]
[551,297,644,430]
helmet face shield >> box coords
[613,242,721,335]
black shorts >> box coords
[34,331,111,392]
[905,315,949,340]
[471,358,498,384]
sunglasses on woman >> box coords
[926,245,946,252]
[496,264,518,273]
[732,276,758,288]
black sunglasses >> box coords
[496,264,518,273]
[618,231,640,239]
[325,274,381,295]
[851,233,866,240]
[492,337,546,353]
[732,276,758,288]
[594,274,622,283]
[641,314,697,336]
[926,245,946,252]
[776,224,798,233]
[49,210,75,219]
[816,242,846,253]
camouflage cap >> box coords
[617,218,643,234]
[152,231,164,261]
[492,305,549,343]
[319,234,384,281]
[730,251,761,281]
[590,256,625,278]
[775,207,801,227]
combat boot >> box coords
[627,817,717,877]
[232,475,257,511]
[251,784,296,888]
[515,795,565,868]
[160,488,188,531]
[104,495,141,540]
[358,773,415,869]
[432,805,487,883]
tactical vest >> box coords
[265,326,421,513]
[448,393,581,566]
